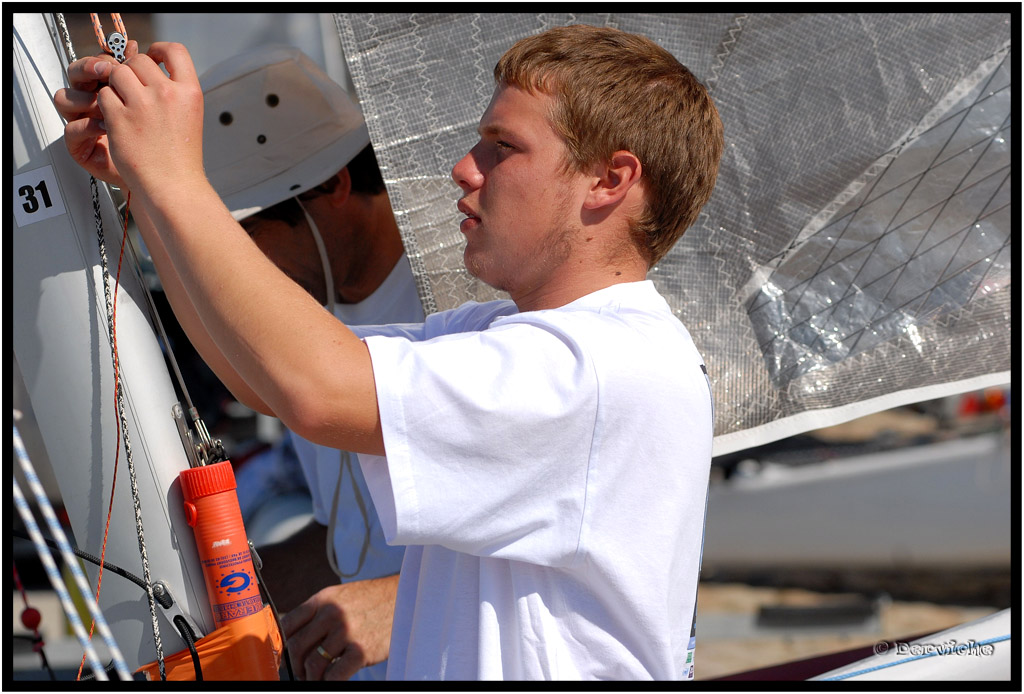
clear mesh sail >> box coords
[335,13,1012,454]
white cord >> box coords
[326,452,371,580]
[296,198,336,316]
[13,422,132,680]
[292,198,371,578]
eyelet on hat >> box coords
[200,45,370,221]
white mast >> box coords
[12,12,214,672]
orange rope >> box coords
[76,191,131,681]
[89,13,126,55]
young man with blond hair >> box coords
[56,23,722,680]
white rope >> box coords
[13,422,132,680]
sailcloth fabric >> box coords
[334,13,1012,454]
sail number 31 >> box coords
[14,165,67,227]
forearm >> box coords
[93,42,383,455]
[135,204,272,414]
[133,181,383,455]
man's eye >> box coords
[496,140,514,151]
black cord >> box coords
[16,530,292,681]
[13,634,57,681]
[13,529,148,592]
[37,642,57,681]
[78,660,122,681]
[172,616,203,681]
[250,546,294,681]
[15,530,167,681]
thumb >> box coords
[124,39,140,61]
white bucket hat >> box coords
[200,45,370,221]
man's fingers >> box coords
[144,42,199,83]
[280,602,314,637]
[120,52,169,87]
[64,116,107,147]
[65,54,118,91]
[62,118,124,187]
[324,647,365,681]
[301,644,332,682]
[62,118,101,165]
[54,87,101,122]
[95,83,126,122]
[285,620,324,668]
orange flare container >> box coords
[179,461,262,629]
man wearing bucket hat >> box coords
[56,43,417,680]
[200,46,422,682]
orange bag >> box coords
[137,604,282,680]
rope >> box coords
[172,616,203,681]
[76,194,130,680]
[54,14,166,678]
[13,422,131,680]
[250,541,295,680]
[93,164,167,684]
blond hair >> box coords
[495,25,723,266]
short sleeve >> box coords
[360,320,597,567]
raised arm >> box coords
[137,206,274,414]
[58,42,385,456]
[57,42,271,416]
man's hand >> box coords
[280,575,399,681]
[53,40,140,186]
[93,42,205,198]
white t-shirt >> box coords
[355,281,713,680]
[290,254,424,680]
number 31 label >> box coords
[14,165,67,228]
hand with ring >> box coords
[316,644,336,663]
[281,575,398,680]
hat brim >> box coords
[220,123,370,221]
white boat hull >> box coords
[702,433,1011,569]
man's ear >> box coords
[326,167,353,208]
[583,151,642,211]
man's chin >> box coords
[462,251,506,292]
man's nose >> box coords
[451,148,484,192]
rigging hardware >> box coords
[90,13,127,63]
[152,581,206,640]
